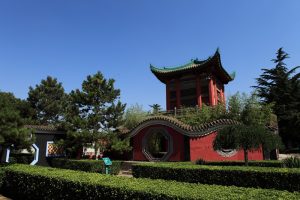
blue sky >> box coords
[0,1,299,110]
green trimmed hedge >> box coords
[132,163,300,191]
[0,166,6,190]
[50,158,122,175]
[201,160,283,167]
[2,164,300,200]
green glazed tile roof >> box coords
[150,49,234,84]
[24,125,65,134]
[150,57,211,74]
[126,115,240,138]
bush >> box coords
[0,166,6,191]
[283,157,300,168]
[132,163,300,192]
[2,164,300,200]
[50,158,122,175]
[9,153,34,164]
[198,160,283,167]
[195,158,206,165]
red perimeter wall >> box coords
[189,132,264,161]
[132,125,185,161]
[132,126,263,162]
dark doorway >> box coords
[146,131,168,159]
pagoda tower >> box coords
[150,49,234,110]
[127,50,264,162]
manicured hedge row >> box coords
[132,163,300,192]
[0,166,6,190]
[202,160,283,168]
[50,158,122,175]
[2,164,300,200]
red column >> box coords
[214,78,218,105]
[208,77,215,106]
[196,76,202,108]
[166,81,170,111]
[176,79,181,108]
[222,85,225,104]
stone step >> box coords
[120,170,132,174]
[117,161,151,177]
[118,169,133,177]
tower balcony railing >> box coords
[150,106,202,117]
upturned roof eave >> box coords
[150,50,234,84]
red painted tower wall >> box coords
[189,132,263,161]
[132,125,185,161]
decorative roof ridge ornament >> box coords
[230,71,236,79]
[126,115,240,138]
[24,124,57,131]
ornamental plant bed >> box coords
[2,164,300,200]
[50,158,122,175]
[132,163,300,192]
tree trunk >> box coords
[94,145,98,160]
[244,149,249,166]
[76,147,82,159]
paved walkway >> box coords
[278,153,300,160]
[117,161,152,178]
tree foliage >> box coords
[123,104,148,130]
[176,104,226,126]
[213,93,282,165]
[108,134,132,153]
[253,48,300,148]
[0,92,34,162]
[149,104,162,114]
[226,92,247,121]
[28,76,66,125]
[62,72,126,157]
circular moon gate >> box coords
[142,127,173,161]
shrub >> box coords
[50,158,122,175]
[132,163,300,191]
[283,157,300,168]
[2,164,300,200]
[0,166,6,191]
[9,153,34,164]
[195,158,206,165]
[199,160,283,168]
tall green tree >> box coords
[123,104,148,130]
[15,98,36,124]
[28,76,66,125]
[226,92,247,121]
[0,92,34,162]
[213,94,281,165]
[253,48,300,148]
[64,72,126,158]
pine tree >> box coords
[0,92,34,162]
[253,48,300,148]
[28,76,66,125]
[63,72,126,158]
